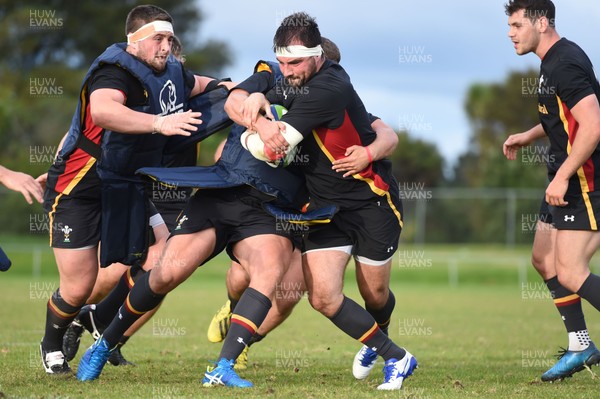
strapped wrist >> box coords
[153,115,163,134]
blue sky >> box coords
[196,0,600,171]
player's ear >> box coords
[537,16,549,33]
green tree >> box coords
[0,1,231,234]
[440,69,549,244]
[454,69,547,188]
[391,131,445,187]
[0,1,229,73]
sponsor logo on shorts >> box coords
[564,215,575,222]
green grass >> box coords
[1,240,600,398]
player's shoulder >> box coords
[549,39,590,68]
[92,63,138,84]
[311,60,352,93]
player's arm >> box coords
[227,90,286,154]
[546,94,600,206]
[503,123,546,160]
[189,75,236,97]
[0,165,43,204]
[36,131,69,192]
[90,88,201,136]
[332,118,398,177]
[225,78,288,153]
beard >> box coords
[285,76,305,87]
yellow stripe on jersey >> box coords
[557,95,597,229]
[62,157,96,196]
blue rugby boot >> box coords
[202,358,253,388]
[541,343,600,382]
[377,351,418,390]
[76,336,114,381]
[353,345,379,379]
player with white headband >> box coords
[225,11,417,390]
[39,5,231,379]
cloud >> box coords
[198,0,600,169]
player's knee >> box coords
[363,289,388,309]
[530,252,546,272]
[227,265,250,293]
[307,292,339,317]
[60,285,94,306]
[148,268,180,294]
[555,272,578,293]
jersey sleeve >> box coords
[555,61,596,109]
[234,70,275,94]
[367,113,380,124]
[89,65,132,97]
[278,82,348,137]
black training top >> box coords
[539,38,600,195]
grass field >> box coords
[1,237,600,398]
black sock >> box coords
[577,274,600,312]
[330,296,406,361]
[228,292,239,312]
[329,296,405,361]
[219,288,271,361]
[95,266,146,326]
[545,276,587,332]
[365,291,395,335]
[102,271,164,348]
[248,333,265,347]
[115,335,130,349]
[42,289,81,351]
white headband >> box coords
[275,44,323,58]
[127,21,174,45]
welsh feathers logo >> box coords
[61,225,72,243]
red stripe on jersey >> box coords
[561,99,596,191]
[313,111,389,193]
[55,101,103,193]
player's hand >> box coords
[36,173,48,193]
[503,132,530,160]
[256,120,289,155]
[332,145,370,177]
[241,93,274,128]
[545,178,569,207]
[0,169,43,204]
[154,110,202,136]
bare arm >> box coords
[503,123,546,160]
[332,118,398,177]
[90,88,201,136]
[225,89,287,152]
[546,94,600,206]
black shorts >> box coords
[538,198,553,225]
[45,188,162,249]
[303,196,403,262]
[170,185,295,263]
[149,182,193,231]
[45,192,102,249]
[550,191,600,230]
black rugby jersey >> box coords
[236,60,399,213]
[538,38,600,195]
